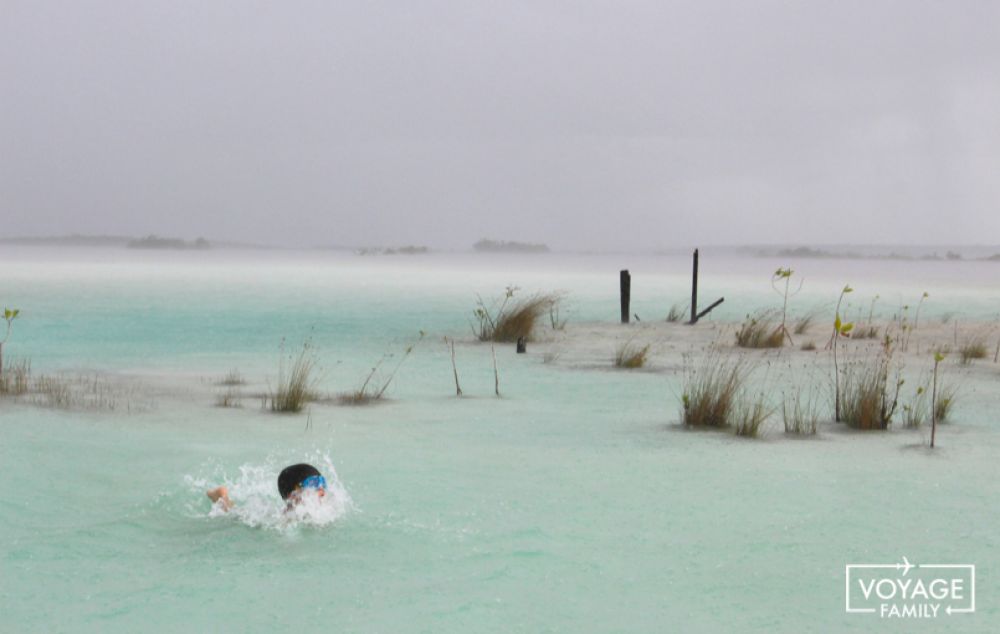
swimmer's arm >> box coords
[206,486,234,511]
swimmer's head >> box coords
[277,463,325,500]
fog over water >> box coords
[3,1,999,250]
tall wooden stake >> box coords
[620,270,631,324]
[690,249,699,324]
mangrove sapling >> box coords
[446,337,462,396]
[341,332,425,404]
[374,331,425,398]
[491,343,500,397]
[931,352,945,448]
[828,285,855,422]
[771,268,802,345]
[0,308,20,378]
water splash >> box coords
[185,452,352,531]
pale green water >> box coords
[1,248,999,632]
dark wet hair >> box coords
[277,463,322,500]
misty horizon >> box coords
[3,2,999,250]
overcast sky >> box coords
[2,1,998,250]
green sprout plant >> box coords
[913,291,929,329]
[0,308,20,377]
[867,295,880,326]
[902,292,929,352]
[771,267,802,345]
[828,286,854,422]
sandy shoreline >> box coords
[5,315,996,437]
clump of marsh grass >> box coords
[1,363,151,412]
[615,340,650,369]
[901,383,929,429]
[734,394,772,437]
[934,383,957,423]
[792,312,816,335]
[838,346,901,430]
[548,304,567,331]
[30,372,150,412]
[338,333,424,405]
[269,342,318,413]
[472,286,560,343]
[782,389,820,435]
[735,311,784,349]
[34,375,73,408]
[666,303,688,323]
[218,369,245,386]
[853,324,880,340]
[681,352,756,430]
[215,387,242,408]
[959,337,988,364]
[0,357,31,396]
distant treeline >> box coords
[763,246,1000,262]
[0,234,130,247]
[127,235,210,250]
[1,234,215,250]
[356,245,429,256]
[473,239,549,254]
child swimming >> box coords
[206,463,327,512]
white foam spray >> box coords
[185,451,352,531]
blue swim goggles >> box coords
[300,475,326,491]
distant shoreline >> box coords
[2,235,999,262]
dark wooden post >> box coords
[620,270,631,323]
[516,337,526,353]
[690,249,699,324]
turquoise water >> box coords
[1,248,999,632]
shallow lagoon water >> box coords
[1,247,999,632]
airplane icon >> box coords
[897,556,914,576]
